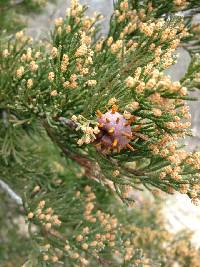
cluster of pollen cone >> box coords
[95,105,136,154]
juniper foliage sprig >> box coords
[1,1,200,265]
[24,167,200,267]
[1,0,200,204]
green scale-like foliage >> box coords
[1,0,200,266]
[1,0,200,202]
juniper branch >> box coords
[58,117,77,129]
[42,119,93,178]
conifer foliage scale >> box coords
[1,0,200,266]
